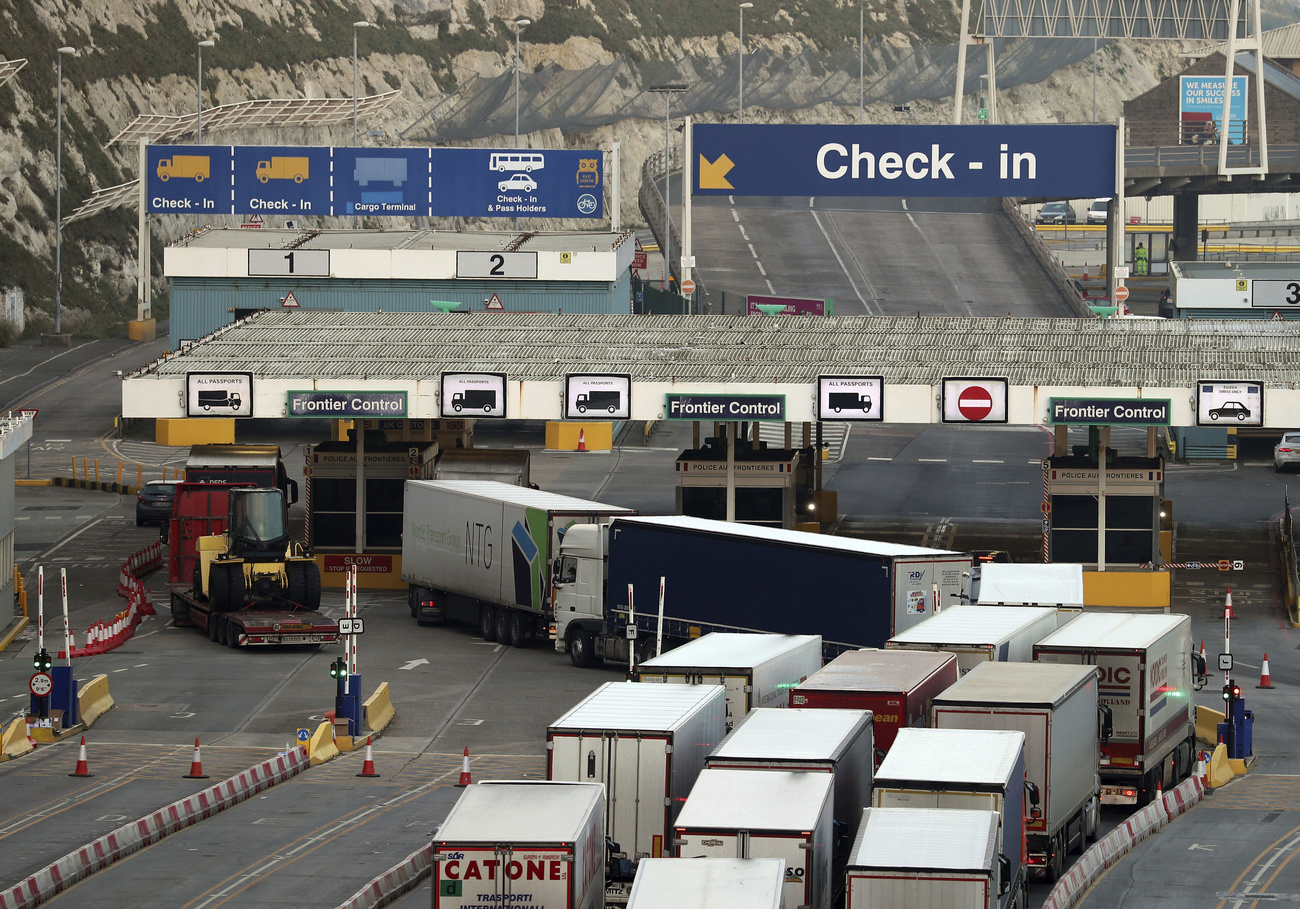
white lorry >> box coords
[547,681,727,901]
[674,768,835,909]
[1033,611,1204,805]
[432,781,606,909]
[704,707,873,872]
[964,563,1084,627]
[845,808,1011,909]
[635,633,823,731]
[872,728,1032,909]
[402,480,633,644]
[931,662,1103,881]
[626,858,787,909]
[885,605,1060,675]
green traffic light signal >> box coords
[32,648,52,672]
[329,657,346,679]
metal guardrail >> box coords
[1125,143,1300,171]
[1002,197,1096,318]
[638,149,691,299]
[1281,494,1299,626]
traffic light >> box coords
[329,657,347,680]
[32,648,52,672]
[1222,680,1242,705]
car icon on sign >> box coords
[498,173,537,193]
[1208,401,1251,421]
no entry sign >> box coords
[942,378,1008,424]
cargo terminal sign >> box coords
[1049,398,1170,426]
[693,124,1117,198]
[147,145,604,219]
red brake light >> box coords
[1281,447,1294,453]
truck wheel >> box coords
[637,636,657,665]
[225,564,246,611]
[567,629,595,668]
[1047,838,1064,882]
[508,611,530,648]
[208,614,220,642]
[209,563,230,613]
[480,606,497,642]
[170,593,191,627]
[302,562,321,610]
[495,609,510,644]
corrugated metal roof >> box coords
[638,633,821,672]
[796,649,957,693]
[710,708,871,762]
[1035,611,1188,650]
[875,728,1026,787]
[1232,52,1300,101]
[437,781,603,843]
[675,769,833,830]
[549,681,724,734]
[135,311,1300,386]
[887,605,1058,646]
[849,808,998,872]
[932,661,1097,707]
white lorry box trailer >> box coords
[931,662,1101,882]
[845,808,1008,909]
[432,781,605,909]
[705,708,873,864]
[626,858,787,909]
[885,605,1059,674]
[402,480,634,642]
[1033,611,1198,805]
[635,633,823,730]
[872,728,1028,909]
[548,682,727,863]
[967,563,1084,626]
[674,769,835,909]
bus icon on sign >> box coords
[490,151,545,173]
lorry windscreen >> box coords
[233,491,287,545]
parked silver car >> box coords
[1275,432,1300,471]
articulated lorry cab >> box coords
[553,515,971,668]
[185,444,298,505]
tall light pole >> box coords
[738,3,752,123]
[353,20,373,145]
[55,46,76,337]
[649,83,688,292]
[1092,36,1098,123]
[197,40,214,143]
[859,3,865,124]
[512,18,531,148]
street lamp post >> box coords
[55,46,76,337]
[649,84,688,292]
[512,18,531,148]
[353,20,373,145]
[197,40,214,142]
[738,3,752,123]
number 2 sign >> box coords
[456,251,539,279]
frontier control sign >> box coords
[287,391,407,418]
[665,394,785,421]
[1050,398,1170,426]
[693,124,1117,198]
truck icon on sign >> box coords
[197,389,242,411]
[576,390,621,414]
[157,155,210,182]
[353,157,407,186]
[452,389,497,413]
[257,157,309,183]
[828,391,872,413]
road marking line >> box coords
[918,458,948,463]
[757,262,767,276]
[867,457,892,461]
[747,243,758,258]
[810,209,875,314]
[972,459,1004,463]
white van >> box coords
[1086,198,1111,224]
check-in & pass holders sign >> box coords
[817,376,882,421]
[665,394,785,421]
[441,373,506,418]
[287,391,407,418]
[1049,398,1170,426]
[1196,381,1262,427]
[565,375,631,420]
[186,372,253,417]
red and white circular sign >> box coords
[957,385,994,421]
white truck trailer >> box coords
[403,480,633,644]
[626,858,787,909]
[432,781,606,909]
[885,605,1060,674]
[704,707,873,870]
[845,808,1010,909]
[931,662,1102,881]
[674,768,835,909]
[635,633,823,731]
[1033,611,1203,805]
[872,728,1030,909]
[965,563,1084,627]
[547,680,727,900]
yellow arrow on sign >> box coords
[699,154,735,190]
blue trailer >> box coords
[552,515,971,667]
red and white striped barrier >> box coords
[62,545,161,659]
[0,746,308,909]
[337,843,435,909]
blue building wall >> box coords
[169,272,633,346]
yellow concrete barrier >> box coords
[78,674,115,726]
[1083,571,1170,609]
[156,418,235,446]
[1228,756,1254,775]
[1209,743,1236,788]
[1196,705,1225,744]
[363,682,395,734]
[309,720,339,766]
[545,421,612,451]
[1,716,34,760]
[127,319,157,342]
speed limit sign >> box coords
[29,672,53,698]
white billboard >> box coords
[186,372,253,418]
[441,373,506,418]
[564,374,631,419]
[1196,380,1263,427]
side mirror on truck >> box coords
[998,854,1012,896]
[1192,650,1208,691]
[1099,703,1114,744]
[1024,780,1042,820]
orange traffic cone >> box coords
[183,737,210,779]
[1195,751,1208,787]
[69,736,93,777]
[576,429,587,452]
[1257,653,1276,689]
[456,746,472,787]
[1200,641,1206,665]
[357,736,380,778]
